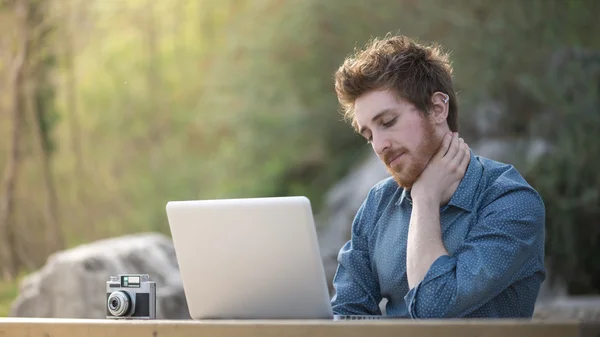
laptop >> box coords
[165,196,392,320]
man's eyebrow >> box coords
[358,108,396,135]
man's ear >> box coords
[430,91,449,125]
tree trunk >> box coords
[25,0,66,255]
[0,0,28,282]
[64,0,84,181]
[0,79,23,282]
[26,79,65,255]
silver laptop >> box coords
[165,196,335,320]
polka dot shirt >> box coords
[330,151,546,318]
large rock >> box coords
[470,137,551,173]
[534,296,600,321]
[9,232,190,319]
[317,151,389,290]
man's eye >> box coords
[383,117,397,127]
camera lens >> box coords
[107,291,133,317]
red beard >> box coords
[385,118,441,190]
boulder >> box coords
[9,232,190,319]
[470,137,551,173]
[317,151,389,290]
[533,296,600,321]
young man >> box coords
[330,35,546,318]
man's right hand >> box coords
[410,132,470,206]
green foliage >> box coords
[525,47,600,294]
[532,117,600,294]
[474,0,600,294]
[0,270,27,317]
[1,0,600,301]
[193,0,369,210]
[0,280,18,317]
[31,0,59,154]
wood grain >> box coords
[0,318,599,337]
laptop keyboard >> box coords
[334,315,387,320]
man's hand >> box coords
[406,132,470,288]
[411,132,470,206]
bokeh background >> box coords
[0,0,599,317]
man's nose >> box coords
[372,133,391,155]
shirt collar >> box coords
[396,149,482,211]
[447,149,481,212]
[398,187,412,205]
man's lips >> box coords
[386,152,404,166]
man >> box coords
[330,35,546,319]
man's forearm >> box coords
[406,196,449,289]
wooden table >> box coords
[1,317,599,337]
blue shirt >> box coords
[330,151,546,318]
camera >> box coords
[106,274,156,319]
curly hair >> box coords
[334,35,458,132]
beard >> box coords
[384,118,441,190]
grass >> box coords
[0,278,21,317]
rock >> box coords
[534,297,600,322]
[9,232,190,319]
[470,137,551,173]
[471,100,505,137]
[534,260,569,305]
[317,151,389,290]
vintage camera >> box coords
[106,274,156,319]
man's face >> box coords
[354,89,442,190]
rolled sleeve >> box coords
[404,187,545,318]
[404,255,456,318]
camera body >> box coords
[106,274,156,319]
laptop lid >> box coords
[165,196,334,319]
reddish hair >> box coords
[334,35,458,132]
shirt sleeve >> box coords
[403,186,545,318]
[330,195,382,315]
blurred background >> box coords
[0,0,599,319]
